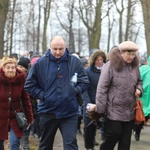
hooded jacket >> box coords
[139,57,150,116]
[96,48,143,121]
[0,69,33,140]
[24,49,89,119]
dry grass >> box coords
[4,135,39,150]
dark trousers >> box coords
[83,104,97,149]
[39,114,78,150]
[0,140,4,150]
[100,119,134,150]
[84,123,97,149]
[134,116,149,135]
[77,115,82,131]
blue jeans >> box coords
[20,128,30,149]
[10,128,20,150]
[39,114,78,150]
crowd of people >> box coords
[0,36,150,150]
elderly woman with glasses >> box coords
[0,58,33,150]
[88,41,143,150]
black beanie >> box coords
[18,57,30,69]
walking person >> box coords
[0,58,33,150]
[88,41,143,150]
[134,56,150,141]
[82,50,107,150]
[17,57,32,150]
[24,36,89,150]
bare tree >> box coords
[25,0,37,52]
[36,0,41,53]
[0,0,9,58]
[106,1,115,52]
[9,0,16,55]
[140,0,150,56]
[113,0,125,43]
[78,0,103,50]
[54,0,76,53]
[42,0,51,54]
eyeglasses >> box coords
[124,51,136,58]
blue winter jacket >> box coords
[24,49,89,119]
[82,66,101,105]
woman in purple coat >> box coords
[0,58,33,150]
[89,41,143,150]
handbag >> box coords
[4,84,28,129]
[134,99,145,124]
[87,111,103,121]
[15,112,28,129]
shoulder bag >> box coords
[4,85,28,129]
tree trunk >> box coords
[42,0,51,54]
[89,0,103,50]
[140,0,150,56]
[36,0,41,53]
[9,0,16,55]
[0,0,9,58]
[125,0,131,41]
[78,0,103,51]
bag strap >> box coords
[4,84,17,114]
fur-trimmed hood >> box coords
[109,47,139,72]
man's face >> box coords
[50,38,66,59]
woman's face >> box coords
[94,56,104,67]
[17,65,27,73]
[120,51,136,64]
[3,63,16,78]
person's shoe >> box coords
[135,134,140,141]
[94,140,99,145]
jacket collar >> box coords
[45,48,70,62]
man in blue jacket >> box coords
[24,36,89,150]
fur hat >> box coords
[18,57,30,69]
[118,41,138,51]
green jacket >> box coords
[139,57,150,116]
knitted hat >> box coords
[31,57,40,65]
[118,41,138,51]
[10,53,18,60]
[80,57,88,66]
[18,57,30,69]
